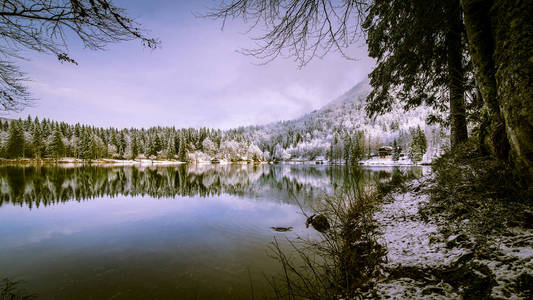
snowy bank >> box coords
[369,177,533,299]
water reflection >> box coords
[0,164,423,208]
[0,164,424,300]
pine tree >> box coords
[364,0,469,147]
[89,135,99,160]
[6,121,25,158]
[78,131,91,159]
[131,134,139,159]
[350,136,358,165]
[343,135,352,165]
[173,134,180,155]
[409,127,427,163]
[154,134,162,153]
[49,128,65,159]
[392,139,400,161]
[178,134,187,162]
[417,126,427,156]
[32,123,45,159]
[146,137,157,158]
[166,136,175,159]
[119,131,126,158]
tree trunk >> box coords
[493,0,533,178]
[461,0,509,160]
[462,0,533,179]
[446,0,469,147]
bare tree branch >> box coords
[0,0,160,111]
[204,0,369,67]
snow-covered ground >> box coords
[375,187,467,269]
[360,157,416,166]
[370,178,533,299]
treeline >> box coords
[0,116,430,164]
[0,117,265,162]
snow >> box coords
[360,157,418,166]
[371,177,533,299]
[477,228,533,299]
[371,279,460,299]
[374,186,467,269]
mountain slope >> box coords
[231,78,446,161]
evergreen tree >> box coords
[178,134,188,162]
[24,115,33,131]
[363,0,469,148]
[119,131,126,158]
[408,127,427,163]
[146,137,157,158]
[154,134,162,153]
[131,134,139,159]
[392,139,400,161]
[343,135,352,165]
[32,123,45,159]
[416,126,427,158]
[6,121,25,158]
[49,128,65,159]
[173,134,180,155]
[89,136,99,159]
[78,131,91,159]
[166,136,176,159]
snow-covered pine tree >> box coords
[178,134,187,162]
[131,134,139,159]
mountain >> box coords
[230,78,447,161]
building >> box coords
[378,146,393,158]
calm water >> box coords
[0,164,423,299]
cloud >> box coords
[7,0,374,129]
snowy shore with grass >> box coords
[369,176,533,299]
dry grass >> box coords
[267,181,387,299]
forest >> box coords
[0,112,431,165]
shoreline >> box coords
[0,158,431,167]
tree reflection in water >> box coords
[0,164,423,208]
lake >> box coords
[0,163,423,299]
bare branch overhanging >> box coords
[0,0,159,111]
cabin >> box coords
[378,146,393,158]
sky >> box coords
[6,0,374,130]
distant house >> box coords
[378,146,393,158]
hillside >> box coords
[230,78,447,162]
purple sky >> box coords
[6,1,374,129]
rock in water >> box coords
[306,214,330,233]
[271,226,293,232]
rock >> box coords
[446,234,468,248]
[305,214,330,233]
[271,226,293,232]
